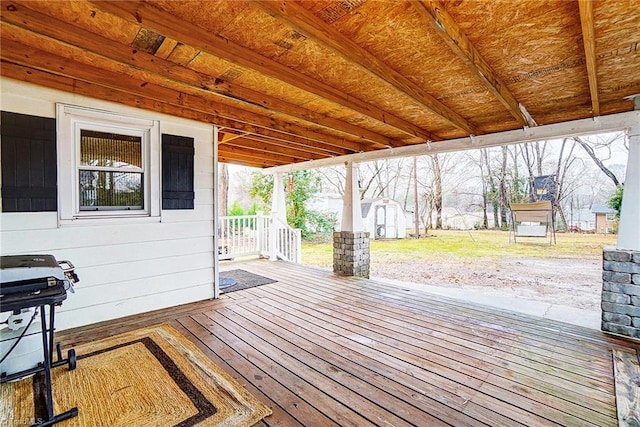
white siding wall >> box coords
[0,79,215,330]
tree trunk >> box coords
[413,156,420,238]
[478,150,489,229]
[498,146,509,229]
[431,155,443,229]
[482,148,499,229]
[219,163,229,216]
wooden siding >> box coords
[59,260,640,427]
[0,80,215,329]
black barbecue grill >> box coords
[1,255,79,427]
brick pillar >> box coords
[333,231,370,278]
[601,246,640,338]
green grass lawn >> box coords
[302,230,617,268]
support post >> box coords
[213,126,220,299]
[601,96,640,338]
[334,161,370,278]
[617,102,640,251]
[270,172,287,261]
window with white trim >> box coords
[605,213,616,222]
[57,105,160,223]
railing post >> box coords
[270,172,286,261]
[295,229,302,264]
[256,210,263,255]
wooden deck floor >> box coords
[59,260,640,427]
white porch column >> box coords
[212,126,220,299]
[601,96,640,339]
[270,172,287,260]
[341,161,364,232]
[617,97,640,251]
[334,161,370,277]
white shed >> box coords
[361,198,407,239]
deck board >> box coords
[58,260,640,427]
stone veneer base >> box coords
[333,231,370,278]
[601,246,640,339]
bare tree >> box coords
[574,136,622,187]
[218,163,229,216]
[429,154,443,229]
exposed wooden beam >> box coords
[0,7,392,148]
[578,0,600,117]
[0,61,352,162]
[219,131,249,145]
[218,144,305,165]
[0,36,369,154]
[414,0,531,127]
[88,0,437,141]
[223,137,325,161]
[225,131,349,157]
[218,156,268,169]
[256,0,476,135]
[266,110,640,173]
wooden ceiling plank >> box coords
[222,137,324,160]
[0,59,328,166]
[154,36,179,60]
[256,0,476,135]
[414,0,530,127]
[235,132,349,157]
[1,3,392,149]
[578,0,600,117]
[0,32,369,154]
[87,0,437,141]
[218,145,303,164]
[219,156,269,168]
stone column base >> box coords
[601,246,640,338]
[333,231,370,278]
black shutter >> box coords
[1,111,57,212]
[162,134,195,210]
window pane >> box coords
[79,170,143,210]
[80,130,142,168]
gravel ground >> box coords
[369,256,602,311]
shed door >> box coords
[385,205,397,238]
[375,206,386,239]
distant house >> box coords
[591,204,617,234]
[567,208,596,232]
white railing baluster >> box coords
[217,214,301,263]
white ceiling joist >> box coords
[265,111,640,173]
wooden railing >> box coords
[270,217,302,264]
[218,214,301,263]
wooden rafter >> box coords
[218,144,306,165]
[256,0,477,135]
[231,132,350,157]
[0,60,354,167]
[414,0,531,127]
[87,0,437,142]
[0,36,370,155]
[578,0,600,117]
[1,4,392,149]
[222,137,325,161]
[218,131,249,145]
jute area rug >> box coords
[1,324,271,427]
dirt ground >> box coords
[369,256,602,311]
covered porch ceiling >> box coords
[1,0,639,168]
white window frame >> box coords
[605,213,616,222]
[57,104,160,225]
